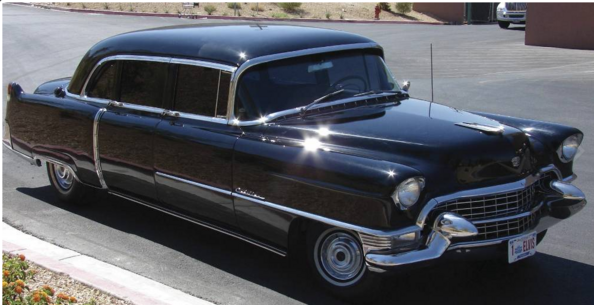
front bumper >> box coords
[497,11,526,23]
[365,173,586,270]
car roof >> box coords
[68,24,381,94]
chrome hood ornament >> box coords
[455,122,504,135]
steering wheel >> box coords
[328,75,367,93]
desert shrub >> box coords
[250,4,264,12]
[65,3,70,6]
[227,3,241,9]
[272,12,289,18]
[379,2,391,11]
[204,4,216,15]
[340,12,344,19]
[325,11,331,19]
[278,3,301,12]
[103,3,109,10]
[81,3,86,9]
[3,253,96,305]
[395,3,413,14]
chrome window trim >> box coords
[81,55,172,97]
[170,58,237,73]
[76,55,237,122]
[225,42,383,126]
[416,165,562,228]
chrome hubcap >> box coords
[53,165,73,190]
[317,231,364,284]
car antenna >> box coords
[430,43,434,103]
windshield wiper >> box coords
[354,90,409,98]
[300,89,345,116]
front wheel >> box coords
[307,225,380,301]
[498,21,510,29]
[47,162,102,205]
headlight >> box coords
[392,177,425,210]
[557,134,583,163]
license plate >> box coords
[508,232,537,264]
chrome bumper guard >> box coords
[365,176,587,269]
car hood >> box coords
[265,98,535,194]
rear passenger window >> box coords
[120,61,167,108]
[174,65,230,118]
[87,61,117,100]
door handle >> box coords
[108,101,124,107]
[163,110,180,117]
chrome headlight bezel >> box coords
[392,177,425,210]
[557,134,583,163]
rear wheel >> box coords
[498,21,510,29]
[47,162,102,205]
[306,225,380,301]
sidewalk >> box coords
[2,223,214,305]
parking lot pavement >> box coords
[3,4,594,304]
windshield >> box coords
[234,51,399,121]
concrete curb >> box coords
[15,3,446,25]
[2,223,214,305]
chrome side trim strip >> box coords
[176,113,228,124]
[3,140,35,165]
[226,42,382,126]
[156,170,413,238]
[93,109,108,189]
[108,191,286,257]
[233,193,415,237]
[155,172,232,195]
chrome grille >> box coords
[506,3,527,11]
[474,214,536,240]
[435,184,536,221]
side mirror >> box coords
[54,86,66,98]
[402,80,411,92]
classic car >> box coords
[4,24,587,299]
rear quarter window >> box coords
[119,60,168,108]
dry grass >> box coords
[51,3,442,22]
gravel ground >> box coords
[49,2,441,22]
[27,261,132,305]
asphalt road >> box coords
[3,4,594,305]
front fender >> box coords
[473,111,582,178]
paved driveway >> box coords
[3,4,594,304]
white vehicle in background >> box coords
[497,2,527,28]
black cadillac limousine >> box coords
[4,24,586,298]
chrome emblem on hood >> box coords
[455,122,504,135]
